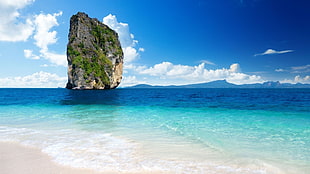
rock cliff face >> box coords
[66,12,123,89]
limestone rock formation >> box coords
[66,12,123,89]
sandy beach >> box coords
[0,142,103,174]
[0,142,167,174]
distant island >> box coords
[128,80,310,88]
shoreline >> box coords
[0,142,103,174]
[0,141,166,174]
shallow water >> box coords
[0,88,309,173]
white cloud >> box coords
[119,76,146,87]
[281,75,310,84]
[103,14,143,64]
[31,12,66,66]
[292,64,310,70]
[39,50,67,66]
[122,46,139,63]
[0,0,35,42]
[123,64,147,74]
[140,62,174,76]
[291,64,310,73]
[33,12,62,51]
[137,62,263,85]
[24,49,40,59]
[0,0,66,66]
[24,49,32,58]
[229,63,241,73]
[40,64,49,67]
[276,64,310,74]
[275,68,285,72]
[255,49,293,56]
[200,60,215,65]
[0,71,67,88]
[294,75,310,84]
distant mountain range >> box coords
[128,80,310,88]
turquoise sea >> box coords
[0,88,309,173]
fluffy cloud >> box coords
[0,0,35,41]
[33,12,62,51]
[32,12,67,66]
[103,14,143,64]
[24,49,40,60]
[39,50,67,66]
[137,62,263,85]
[281,75,310,84]
[229,63,241,73]
[122,46,139,63]
[255,49,293,56]
[119,76,146,87]
[0,71,67,88]
[0,0,66,66]
[294,75,310,84]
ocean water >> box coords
[0,88,309,173]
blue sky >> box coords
[0,0,309,87]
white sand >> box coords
[0,142,103,174]
[0,142,165,174]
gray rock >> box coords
[66,12,123,89]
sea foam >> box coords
[0,125,283,174]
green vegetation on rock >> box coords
[66,12,123,90]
